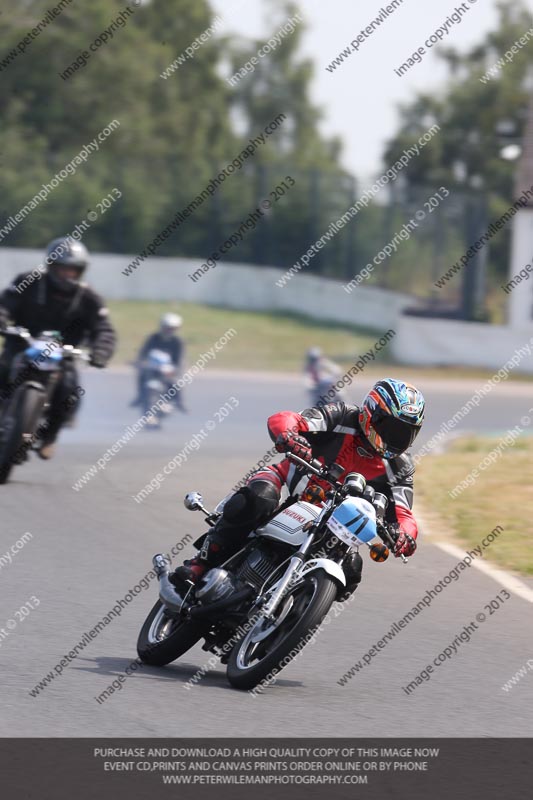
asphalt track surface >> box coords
[1,369,532,736]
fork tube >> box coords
[262,533,314,618]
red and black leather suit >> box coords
[198,402,417,566]
[263,403,417,538]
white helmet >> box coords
[160,313,182,332]
[306,347,322,362]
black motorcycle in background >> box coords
[0,327,86,483]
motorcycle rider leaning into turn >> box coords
[172,378,426,597]
[0,237,116,459]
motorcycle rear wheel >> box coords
[137,601,205,666]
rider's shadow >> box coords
[73,655,303,692]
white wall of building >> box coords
[1,247,532,372]
[0,248,411,332]
[393,315,533,373]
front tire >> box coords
[0,384,45,484]
[143,388,162,429]
[226,570,338,690]
[137,601,205,666]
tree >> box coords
[0,0,352,273]
[383,0,533,293]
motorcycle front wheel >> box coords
[0,384,45,484]
[226,569,338,690]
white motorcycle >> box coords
[139,348,178,426]
[137,450,406,690]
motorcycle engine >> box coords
[195,568,237,604]
[235,548,277,591]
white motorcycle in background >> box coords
[306,376,346,408]
[137,449,406,690]
[139,348,178,427]
[304,349,346,407]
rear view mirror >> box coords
[184,492,203,511]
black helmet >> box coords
[45,237,89,293]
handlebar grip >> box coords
[376,521,408,562]
[377,519,397,547]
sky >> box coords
[210,0,533,182]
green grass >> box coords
[107,300,395,370]
[107,301,533,383]
[416,436,533,576]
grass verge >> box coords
[106,301,533,383]
[416,436,533,576]
[107,300,394,370]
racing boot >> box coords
[37,397,69,459]
[37,438,57,460]
[169,534,224,587]
[36,424,57,460]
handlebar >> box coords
[1,326,32,341]
[287,451,325,478]
[286,451,356,493]
[62,345,90,362]
[287,451,351,493]
[286,449,409,563]
[376,518,407,563]
[0,327,89,361]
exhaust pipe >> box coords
[189,586,254,619]
[152,554,254,619]
[152,553,184,614]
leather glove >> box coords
[394,530,417,558]
[89,352,107,369]
[275,431,312,461]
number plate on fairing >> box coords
[327,497,377,548]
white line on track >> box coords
[436,541,533,604]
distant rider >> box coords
[304,347,344,406]
[131,313,185,411]
[0,237,116,458]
